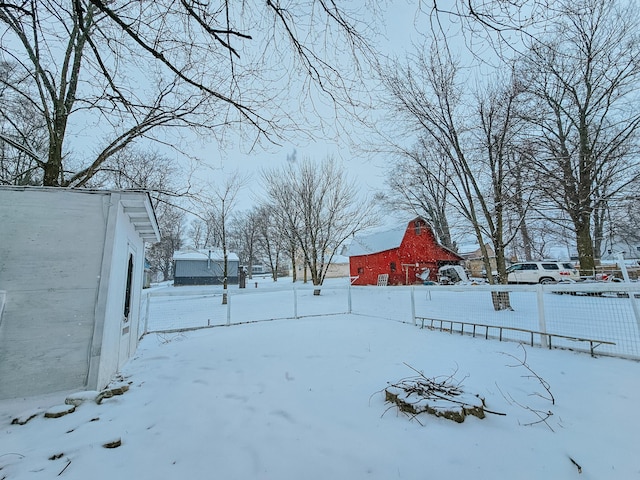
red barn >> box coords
[347,217,463,285]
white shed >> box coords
[0,187,160,400]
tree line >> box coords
[2,0,639,289]
[376,0,640,284]
[146,155,376,292]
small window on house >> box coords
[390,262,397,272]
[414,220,422,235]
[123,254,134,321]
[357,267,364,274]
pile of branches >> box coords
[383,364,504,425]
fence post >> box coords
[536,284,548,348]
[615,252,640,331]
[411,287,416,326]
[347,282,352,314]
[294,284,298,319]
[226,289,231,326]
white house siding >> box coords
[0,188,159,400]
[89,194,147,390]
[0,189,106,398]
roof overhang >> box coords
[119,191,161,243]
[0,186,161,243]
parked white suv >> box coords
[506,261,580,284]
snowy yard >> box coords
[1,286,639,479]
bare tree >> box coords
[147,204,185,282]
[612,193,640,253]
[506,144,539,261]
[226,209,259,279]
[90,147,190,280]
[0,60,47,185]
[0,1,379,187]
[187,219,207,250]
[0,2,210,186]
[198,171,249,304]
[426,0,640,273]
[253,204,289,282]
[262,156,377,294]
[517,0,640,274]
[381,137,457,251]
[379,41,533,308]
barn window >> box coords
[123,253,134,321]
[414,220,422,235]
[390,262,396,272]
[357,267,364,274]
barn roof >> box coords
[173,248,240,262]
[345,222,408,256]
[346,217,463,259]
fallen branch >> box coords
[495,383,555,432]
[58,459,71,476]
[501,344,554,405]
[381,363,505,424]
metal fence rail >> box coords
[414,283,640,358]
[140,281,640,359]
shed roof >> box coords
[0,186,160,242]
[173,248,240,262]
[119,191,161,242]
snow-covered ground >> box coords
[1,285,639,479]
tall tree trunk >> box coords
[575,213,596,276]
[290,245,297,283]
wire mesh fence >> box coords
[139,283,351,336]
[140,280,640,359]
[414,283,640,358]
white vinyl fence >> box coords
[140,281,640,359]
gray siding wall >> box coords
[0,189,107,399]
[174,259,239,285]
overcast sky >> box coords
[180,2,433,213]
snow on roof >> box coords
[345,222,407,256]
[331,254,350,264]
[458,244,480,255]
[173,248,239,262]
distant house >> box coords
[173,248,240,286]
[599,239,640,262]
[295,253,350,280]
[346,217,463,285]
[0,187,160,400]
[143,258,153,288]
[251,264,267,275]
[323,254,350,278]
[459,243,497,278]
